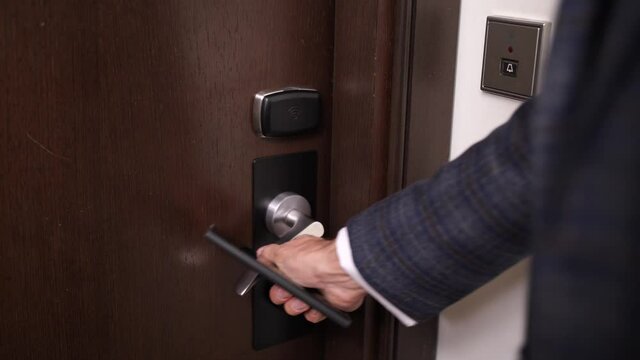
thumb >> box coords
[256,244,280,267]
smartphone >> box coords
[204,226,352,328]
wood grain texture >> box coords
[394,1,460,359]
[329,0,461,359]
[403,0,460,185]
[328,0,395,359]
[0,1,333,358]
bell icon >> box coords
[506,63,514,73]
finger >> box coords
[256,244,279,266]
[269,285,292,305]
[304,309,327,323]
[283,297,310,316]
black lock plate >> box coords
[253,88,321,138]
[252,151,318,350]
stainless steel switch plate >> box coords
[481,16,551,100]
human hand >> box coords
[256,235,366,323]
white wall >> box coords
[436,1,559,360]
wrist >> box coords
[318,240,363,292]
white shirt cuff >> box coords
[335,227,417,327]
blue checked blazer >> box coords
[346,1,640,358]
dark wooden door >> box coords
[0,1,334,358]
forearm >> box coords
[347,101,535,322]
[335,227,417,326]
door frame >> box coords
[328,0,461,359]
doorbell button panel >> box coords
[253,87,321,138]
[481,16,551,100]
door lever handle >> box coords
[235,192,324,296]
[205,226,351,328]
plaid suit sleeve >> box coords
[346,101,534,322]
